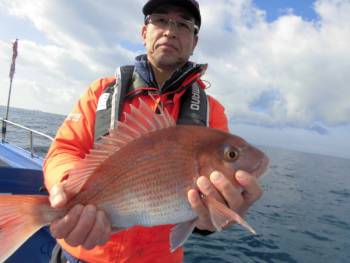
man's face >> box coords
[141,6,198,70]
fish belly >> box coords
[84,131,199,229]
[103,198,197,228]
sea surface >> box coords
[1,106,350,263]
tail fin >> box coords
[204,196,256,234]
[0,195,52,262]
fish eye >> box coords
[224,147,239,162]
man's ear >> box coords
[141,25,147,46]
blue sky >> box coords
[254,0,318,21]
[0,0,349,159]
[0,9,47,44]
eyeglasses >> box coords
[146,14,199,35]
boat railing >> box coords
[1,118,54,157]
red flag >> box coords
[9,39,18,80]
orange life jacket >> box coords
[44,70,229,263]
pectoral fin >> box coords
[204,196,256,234]
[170,219,197,252]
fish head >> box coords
[196,129,269,182]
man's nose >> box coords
[163,21,177,38]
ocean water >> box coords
[185,147,350,263]
[1,106,350,263]
[0,106,65,156]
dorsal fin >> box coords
[65,98,176,195]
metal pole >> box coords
[2,39,17,143]
[4,78,13,121]
[1,78,13,143]
[30,130,34,157]
[1,120,5,143]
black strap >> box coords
[94,66,134,142]
[114,65,135,121]
[177,82,208,126]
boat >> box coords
[0,39,56,262]
[0,118,56,263]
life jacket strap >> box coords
[112,65,135,127]
[94,65,209,143]
[177,81,208,126]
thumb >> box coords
[49,181,68,208]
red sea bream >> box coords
[0,99,269,261]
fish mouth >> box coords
[250,155,270,178]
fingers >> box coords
[49,182,68,208]
[209,171,243,210]
[189,170,263,232]
[50,204,84,239]
[188,189,215,231]
[189,172,241,232]
[187,189,205,215]
[235,170,263,213]
[50,204,112,249]
[64,205,97,247]
[97,211,112,245]
[197,175,225,203]
[82,210,112,249]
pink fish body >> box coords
[0,99,269,261]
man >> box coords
[45,0,263,262]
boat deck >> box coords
[0,142,43,170]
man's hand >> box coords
[188,170,263,232]
[49,182,112,250]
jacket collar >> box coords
[134,54,207,93]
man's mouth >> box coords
[157,43,178,51]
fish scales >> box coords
[81,131,193,191]
[81,160,193,211]
[84,128,197,227]
[87,145,192,225]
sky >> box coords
[0,0,349,159]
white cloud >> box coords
[1,39,92,113]
[1,0,144,47]
[0,0,349,129]
[0,0,142,113]
[197,0,350,128]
